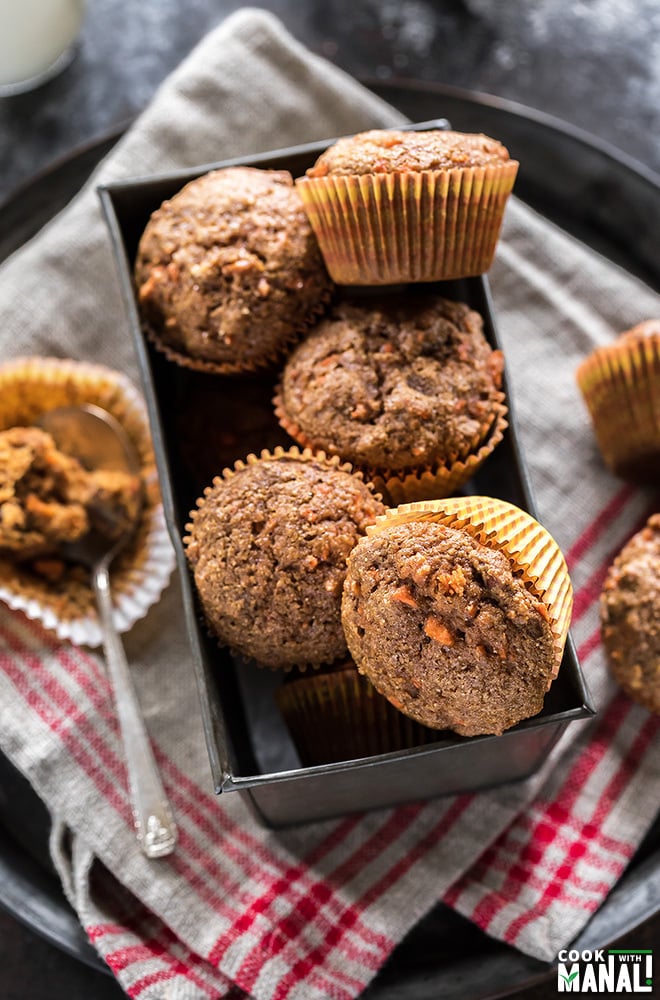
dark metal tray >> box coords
[1,81,658,998]
[99,124,592,828]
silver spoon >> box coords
[40,403,177,859]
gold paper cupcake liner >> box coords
[141,285,333,376]
[576,329,660,484]
[184,445,382,671]
[276,660,440,765]
[296,162,519,285]
[0,357,175,647]
[369,495,573,676]
[273,385,508,506]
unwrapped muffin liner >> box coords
[276,660,440,766]
[184,445,383,671]
[296,162,519,285]
[273,386,508,505]
[576,328,660,483]
[369,495,573,678]
[0,357,175,647]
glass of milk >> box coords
[0,0,87,96]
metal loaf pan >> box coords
[99,124,594,828]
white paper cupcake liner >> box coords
[0,356,175,647]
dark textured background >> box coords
[2,0,660,206]
[0,2,659,998]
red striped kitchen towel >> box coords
[0,9,658,1000]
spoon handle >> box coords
[93,562,177,859]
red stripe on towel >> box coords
[267,797,472,1000]
[502,708,659,944]
[445,692,632,927]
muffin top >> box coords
[185,454,385,669]
[600,513,660,715]
[277,294,504,471]
[135,166,331,368]
[342,520,556,736]
[306,129,511,178]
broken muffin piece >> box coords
[0,426,141,562]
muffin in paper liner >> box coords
[295,162,519,285]
[134,166,334,375]
[274,387,508,506]
[183,446,385,671]
[576,320,660,485]
[140,283,332,377]
[369,495,573,674]
[0,357,175,647]
[275,658,440,766]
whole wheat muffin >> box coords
[600,513,660,714]
[342,520,556,736]
[296,128,518,285]
[185,453,385,669]
[135,167,332,371]
[276,293,504,472]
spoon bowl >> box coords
[39,403,177,860]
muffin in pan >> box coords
[275,658,440,766]
[274,292,507,503]
[135,166,333,374]
[184,447,385,670]
[576,318,660,485]
[295,127,518,284]
[0,357,174,647]
[600,513,660,715]
[341,497,572,737]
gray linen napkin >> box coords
[0,8,658,1000]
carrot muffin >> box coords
[576,319,660,485]
[276,293,505,475]
[295,127,519,284]
[600,513,660,715]
[185,451,385,669]
[342,520,557,736]
[0,426,141,563]
[135,167,332,372]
